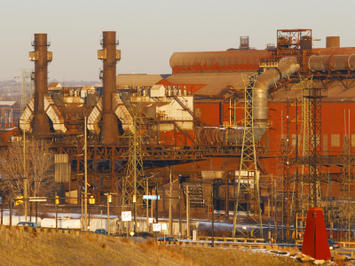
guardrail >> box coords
[159,239,355,259]
[338,241,355,249]
[159,240,271,249]
[0,225,82,235]
[296,239,355,249]
[197,236,265,243]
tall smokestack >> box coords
[30,33,52,136]
[98,31,121,144]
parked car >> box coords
[157,236,178,242]
[135,232,154,239]
[95,228,108,235]
[17,222,37,228]
[328,239,340,250]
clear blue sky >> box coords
[0,0,354,81]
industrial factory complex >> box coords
[0,29,354,243]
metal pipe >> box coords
[99,31,120,144]
[253,57,300,131]
[308,54,355,72]
[31,33,51,136]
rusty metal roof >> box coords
[165,72,256,96]
[170,50,268,70]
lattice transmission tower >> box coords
[232,74,263,238]
[304,78,323,207]
[122,112,145,232]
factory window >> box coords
[331,134,340,147]
[323,134,328,153]
[352,134,355,147]
[309,134,321,146]
[291,134,300,147]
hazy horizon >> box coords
[0,0,354,81]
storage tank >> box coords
[326,36,340,48]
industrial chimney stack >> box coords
[98,31,121,144]
[30,33,52,136]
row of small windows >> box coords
[290,134,355,148]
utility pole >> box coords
[1,200,3,225]
[186,185,190,238]
[151,191,154,224]
[273,178,278,241]
[169,166,173,236]
[155,184,159,223]
[133,117,137,233]
[80,194,83,230]
[211,181,215,247]
[107,194,110,235]
[23,129,28,222]
[104,193,114,235]
[224,174,229,218]
[146,178,149,232]
[267,197,271,242]
[84,116,88,231]
[55,192,58,229]
[178,179,182,237]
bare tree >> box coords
[0,138,53,201]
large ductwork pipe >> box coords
[98,31,121,144]
[309,54,355,72]
[30,33,52,136]
[253,57,300,139]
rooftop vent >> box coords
[239,36,249,50]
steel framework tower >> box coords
[281,100,291,241]
[343,109,353,241]
[122,113,145,232]
[305,82,323,207]
[20,70,33,110]
[232,74,263,238]
[300,78,310,213]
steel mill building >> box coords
[3,29,354,240]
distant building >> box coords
[0,101,20,127]
[48,82,63,91]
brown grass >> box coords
[0,227,302,266]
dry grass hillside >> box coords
[0,227,301,266]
